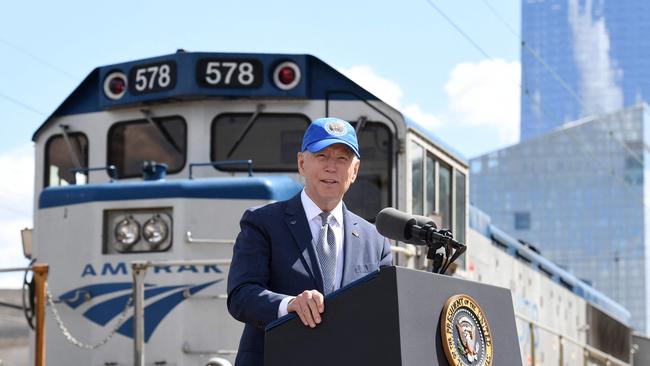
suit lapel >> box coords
[285,194,324,292]
[341,205,362,286]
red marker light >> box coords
[273,61,301,90]
[109,76,126,95]
[278,66,296,86]
[103,71,127,100]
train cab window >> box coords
[211,113,310,171]
[212,114,391,221]
[345,122,392,221]
[44,133,89,187]
[108,116,187,178]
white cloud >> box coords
[444,59,521,146]
[568,0,623,116]
[338,65,443,129]
[337,61,521,156]
[0,144,34,288]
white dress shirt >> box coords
[277,190,345,317]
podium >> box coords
[265,266,522,365]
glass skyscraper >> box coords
[471,104,650,334]
[521,0,650,141]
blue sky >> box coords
[0,0,520,286]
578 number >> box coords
[129,62,176,94]
[197,58,262,88]
[205,61,255,86]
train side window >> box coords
[44,133,89,187]
[454,170,466,245]
[438,161,452,229]
[410,141,424,215]
[108,116,187,178]
[410,143,437,217]
[211,113,310,171]
[426,154,436,216]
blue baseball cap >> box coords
[301,117,361,158]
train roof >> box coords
[469,205,632,325]
[32,51,464,167]
[32,51,381,141]
[404,117,467,165]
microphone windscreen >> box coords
[375,207,414,242]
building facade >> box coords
[521,0,650,141]
[470,104,650,334]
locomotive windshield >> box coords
[211,113,392,220]
[212,113,310,171]
[108,116,187,178]
[44,132,88,187]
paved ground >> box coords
[0,289,29,366]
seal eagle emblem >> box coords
[440,294,493,366]
[324,119,347,136]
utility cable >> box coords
[424,0,650,277]
[425,0,644,198]
[480,0,645,165]
[0,36,77,81]
[0,92,46,116]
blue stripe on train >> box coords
[116,280,220,341]
[39,176,303,209]
[60,280,221,342]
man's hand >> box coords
[287,290,324,328]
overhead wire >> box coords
[423,0,643,196]
[423,0,648,280]
[423,0,492,60]
[0,92,46,116]
[480,0,644,165]
[0,36,78,117]
[0,36,77,81]
[477,0,648,207]
[475,1,647,300]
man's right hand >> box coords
[287,290,324,328]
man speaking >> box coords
[227,117,393,365]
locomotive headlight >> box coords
[114,216,140,250]
[143,214,169,246]
[104,208,173,254]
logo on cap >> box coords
[324,120,347,137]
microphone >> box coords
[375,208,437,245]
[375,207,466,275]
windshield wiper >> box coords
[355,116,368,135]
[59,124,82,169]
[141,109,182,154]
[227,104,265,158]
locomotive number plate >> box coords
[196,58,263,88]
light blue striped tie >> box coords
[316,212,337,294]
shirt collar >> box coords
[300,189,343,226]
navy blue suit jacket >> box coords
[226,193,392,366]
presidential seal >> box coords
[324,119,348,136]
[440,294,493,366]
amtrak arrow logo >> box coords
[58,280,220,342]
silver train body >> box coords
[27,51,631,365]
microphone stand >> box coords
[417,224,466,275]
